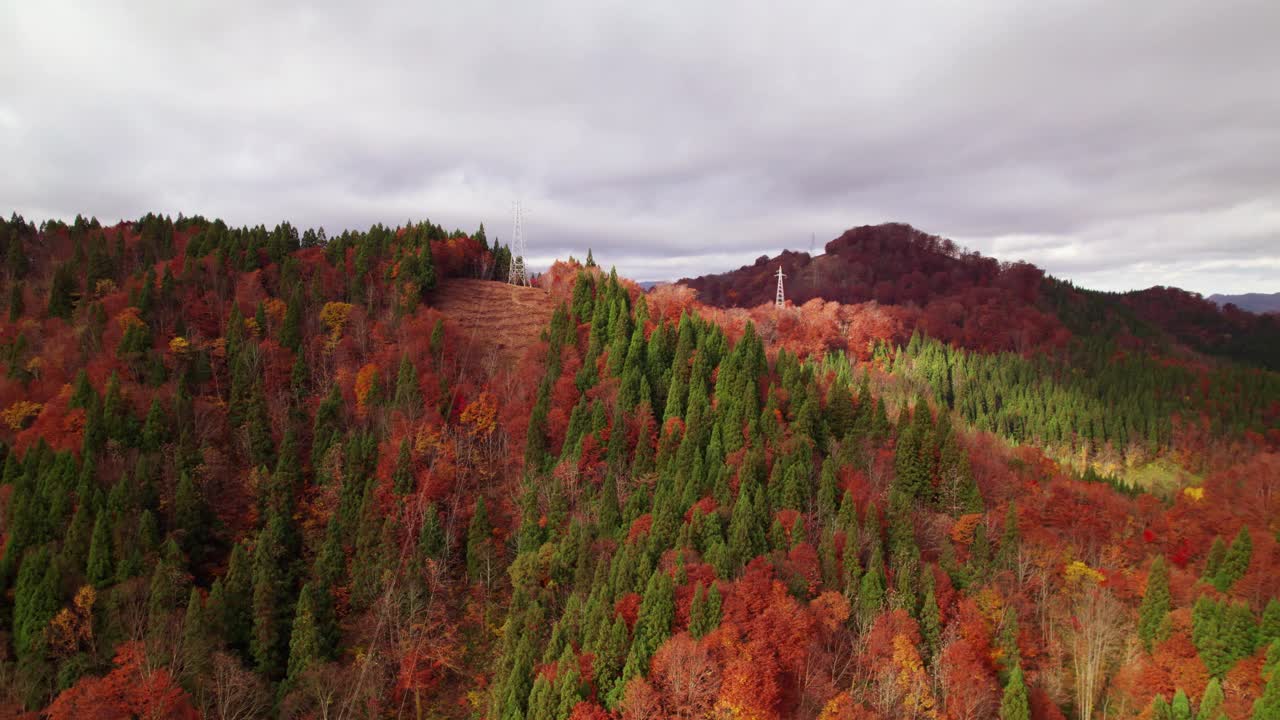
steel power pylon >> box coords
[507,200,530,287]
[775,266,786,308]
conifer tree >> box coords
[279,288,303,351]
[1203,537,1227,581]
[999,664,1030,720]
[919,569,941,660]
[1171,690,1192,720]
[1254,662,1280,719]
[616,569,674,704]
[392,438,414,494]
[13,546,59,657]
[286,583,322,682]
[1197,677,1226,720]
[182,587,212,684]
[394,354,421,411]
[86,513,114,588]
[1214,526,1252,592]
[251,512,296,679]
[1139,555,1172,650]
[1262,599,1280,647]
[596,615,629,706]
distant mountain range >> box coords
[1209,292,1280,314]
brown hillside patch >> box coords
[429,278,555,366]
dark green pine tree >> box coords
[1139,555,1172,650]
[174,471,211,560]
[430,318,446,366]
[1223,602,1258,664]
[250,517,295,678]
[47,261,78,319]
[148,539,190,638]
[286,582,323,683]
[595,615,630,707]
[181,587,213,685]
[279,289,303,351]
[999,664,1030,720]
[86,512,114,588]
[139,397,167,451]
[615,569,674,705]
[859,544,886,623]
[393,354,421,412]
[526,675,555,720]
[689,581,722,639]
[7,284,23,322]
[919,569,942,660]
[13,546,60,657]
[1213,526,1251,592]
[245,383,275,469]
[1261,599,1280,647]
[350,483,390,610]
[419,503,445,560]
[1193,595,1233,677]
[392,438,414,494]
[1203,537,1227,582]
[309,518,345,659]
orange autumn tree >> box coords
[355,363,382,418]
[45,641,199,720]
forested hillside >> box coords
[0,212,1278,719]
[680,223,1280,371]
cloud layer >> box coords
[3,0,1278,294]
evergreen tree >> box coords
[1203,537,1227,582]
[86,513,114,588]
[1139,555,1172,650]
[279,289,303,351]
[251,512,296,679]
[1254,667,1280,720]
[140,397,167,451]
[393,354,421,411]
[1197,677,1226,720]
[999,664,1030,720]
[616,570,674,704]
[1171,690,1192,720]
[47,262,78,319]
[286,583,323,682]
[181,587,212,684]
[1262,599,1280,647]
[1214,526,1252,592]
[174,471,210,559]
[392,438,414,494]
[13,546,59,657]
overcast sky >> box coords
[3,0,1278,295]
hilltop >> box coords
[680,222,1280,371]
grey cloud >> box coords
[2,0,1278,295]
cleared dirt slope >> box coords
[430,278,555,365]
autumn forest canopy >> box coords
[0,211,1278,720]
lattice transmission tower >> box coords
[775,266,786,308]
[507,200,530,287]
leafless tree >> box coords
[206,652,270,720]
[1063,586,1125,720]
